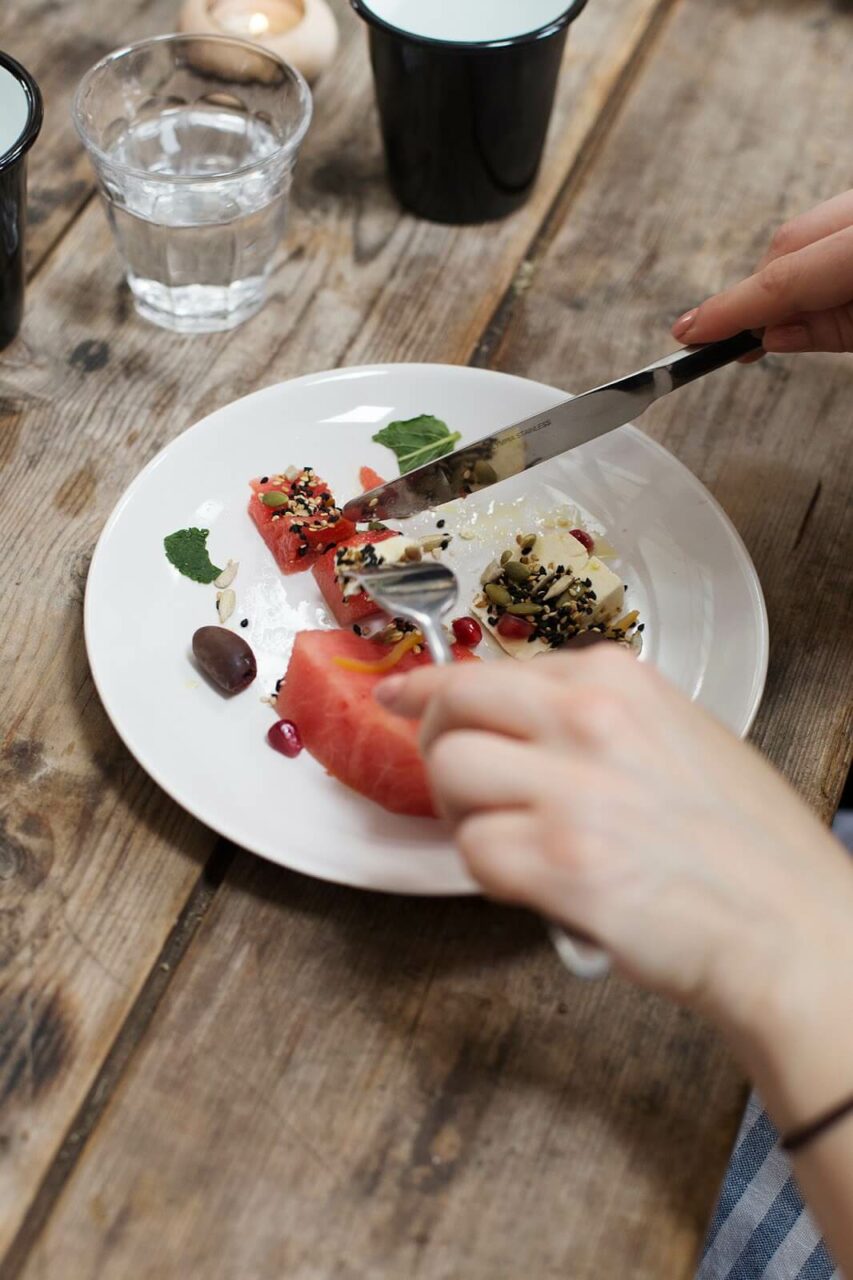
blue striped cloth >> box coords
[698,1095,838,1280]
[698,810,852,1280]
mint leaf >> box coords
[372,414,461,475]
[164,528,222,584]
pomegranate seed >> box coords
[497,613,535,641]
[267,719,303,758]
[452,616,483,647]
[569,528,595,554]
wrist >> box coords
[722,898,853,1134]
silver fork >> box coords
[353,561,611,981]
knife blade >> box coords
[341,330,761,523]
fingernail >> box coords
[672,309,697,340]
[375,675,405,707]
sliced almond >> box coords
[543,574,574,601]
[420,534,449,553]
[284,465,300,481]
[216,588,236,624]
[214,559,239,589]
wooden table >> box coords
[2,1,851,1275]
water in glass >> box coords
[106,105,289,332]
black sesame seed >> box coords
[437,519,446,529]
[260,476,269,484]
[240,619,249,628]
[353,625,362,635]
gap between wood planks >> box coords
[3,2,680,1270]
[471,0,680,373]
[26,192,97,286]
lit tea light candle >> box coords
[179,0,338,81]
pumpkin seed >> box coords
[261,491,289,508]
[473,459,498,484]
[500,549,514,565]
[504,560,531,584]
[485,583,512,606]
[480,559,502,585]
[506,602,542,616]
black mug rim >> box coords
[349,0,589,51]
[0,50,44,170]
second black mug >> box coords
[351,0,589,225]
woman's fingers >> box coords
[377,663,554,745]
[755,189,853,270]
[455,808,564,907]
[763,304,853,353]
[417,664,558,751]
[423,731,554,822]
[672,222,853,346]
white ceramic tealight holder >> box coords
[179,0,339,82]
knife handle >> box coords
[663,330,764,390]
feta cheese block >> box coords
[336,534,424,599]
[474,528,626,660]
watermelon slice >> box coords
[248,468,356,574]
[359,465,386,492]
[276,630,476,817]
[312,530,395,627]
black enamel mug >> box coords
[0,51,43,350]
[351,0,588,224]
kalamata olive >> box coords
[192,626,257,694]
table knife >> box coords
[342,330,762,522]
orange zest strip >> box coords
[333,631,423,674]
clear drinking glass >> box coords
[73,34,312,333]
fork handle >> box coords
[419,618,455,665]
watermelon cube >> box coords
[248,468,356,574]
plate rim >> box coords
[84,362,770,893]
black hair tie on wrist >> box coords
[781,1094,853,1154]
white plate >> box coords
[85,364,768,894]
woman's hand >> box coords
[672,189,853,353]
[378,650,853,1267]
[376,649,853,1094]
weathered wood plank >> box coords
[13,2,852,1278]
[0,0,672,1263]
[2,0,180,272]
[13,860,744,1280]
